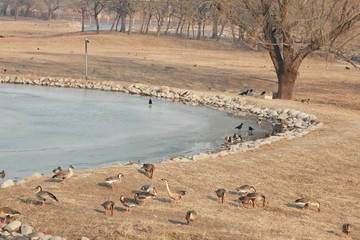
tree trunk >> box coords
[276,67,298,99]
[120,15,126,32]
[110,13,119,31]
[95,14,100,34]
[128,13,133,35]
[165,14,172,35]
[81,9,85,32]
[196,21,201,40]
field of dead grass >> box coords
[0,17,359,240]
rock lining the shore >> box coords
[0,76,322,165]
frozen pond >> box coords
[0,84,270,180]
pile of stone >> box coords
[0,220,89,240]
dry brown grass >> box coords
[0,17,359,240]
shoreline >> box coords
[0,75,321,189]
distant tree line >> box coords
[0,0,359,99]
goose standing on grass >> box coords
[34,186,59,207]
[295,197,320,212]
[52,165,74,184]
[105,173,124,190]
[141,164,155,179]
[342,224,353,238]
[134,191,157,205]
[238,195,253,208]
[185,210,198,225]
[247,192,267,208]
[0,170,5,179]
[235,185,256,196]
[0,207,20,224]
[119,195,139,213]
[215,188,227,204]
[101,201,115,216]
[161,179,186,204]
[140,184,157,195]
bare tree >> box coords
[89,0,107,34]
[43,0,63,20]
[217,0,360,99]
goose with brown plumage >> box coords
[34,186,59,207]
[185,210,197,225]
[161,179,186,204]
[0,207,20,224]
[141,164,155,179]
[105,173,124,189]
[295,197,320,212]
[120,195,139,213]
[52,165,74,184]
[235,185,256,196]
[215,188,227,204]
[101,201,115,216]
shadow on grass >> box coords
[168,219,187,225]
[285,203,304,210]
[136,169,148,178]
[325,230,341,236]
[228,191,241,196]
[154,197,172,203]
[43,178,62,183]
[97,182,109,188]
[207,196,217,202]
[94,208,105,215]
[114,206,127,212]
[19,199,41,206]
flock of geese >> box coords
[0,158,355,237]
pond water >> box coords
[0,84,270,180]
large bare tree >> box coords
[217,0,360,99]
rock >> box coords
[3,221,22,232]
[17,236,30,240]
[1,231,10,237]
[80,237,90,240]
[192,153,210,161]
[27,232,45,239]
[21,225,34,235]
[49,236,62,240]
[277,113,289,120]
[0,179,15,188]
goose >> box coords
[34,186,59,207]
[101,201,115,216]
[52,165,74,184]
[149,99,152,104]
[134,191,157,205]
[295,198,320,212]
[105,173,124,189]
[247,192,267,207]
[235,185,256,196]
[232,133,242,143]
[235,123,243,130]
[0,207,20,224]
[342,223,353,237]
[52,167,62,174]
[238,195,253,208]
[119,195,139,213]
[185,210,198,225]
[224,136,232,143]
[140,184,157,195]
[161,179,186,204]
[215,188,227,204]
[141,164,155,179]
[0,170,5,179]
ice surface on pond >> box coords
[0,84,269,179]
